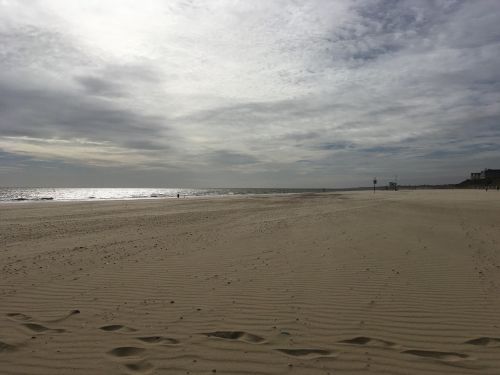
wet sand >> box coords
[1,190,500,374]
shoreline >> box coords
[2,187,492,205]
[2,186,484,205]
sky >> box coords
[0,0,499,188]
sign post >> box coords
[373,178,377,193]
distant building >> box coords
[469,169,500,184]
[470,172,481,180]
[480,169,500,180]
[459,169,500,188]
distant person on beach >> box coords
[177,193,180,198]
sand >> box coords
[1,190,500,374]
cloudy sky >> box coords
[1,0,499,187]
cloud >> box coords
[207,150,260,166]
[76,76,126,97]
[0,69,181,169]
[0,0,499,187]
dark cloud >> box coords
[177,98,353,127]
[361,146,407,154]
[0,150,31,163]
[0,79,170,152]
[75,63,162,97]
[76,76,126,97]
[318,142,354,150]
[280,131,321,141]
[123,140,170,151]
[207,150,259,165]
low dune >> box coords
[1,190,499,374]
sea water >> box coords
[0,187,337,202]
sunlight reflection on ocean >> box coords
[0,187,337,202]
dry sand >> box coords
[1,190,500,374]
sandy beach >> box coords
[1,190,500,375]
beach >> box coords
[1,190,500,374]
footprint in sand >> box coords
[124,361,154,373]
[7,310,79,336]
[6,313,32,322]
[7,312,68,334]
[402,349,471,363]
[7,310,79,323]
[0,340,18,353]
[464,337,500,347]
[22,323,65,334]
[339,336,398,348]
[108,346,146,357]
[137,336,179,345]
[100,324,137,333]
[46,309,80,323]
[275,348,336,359]
[107,347,154,374]
[203,331,266,344]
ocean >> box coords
[0,187,337,202]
